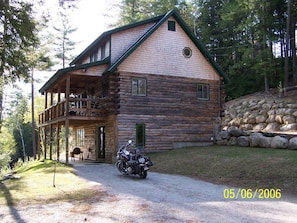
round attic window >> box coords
[183,47,192,58]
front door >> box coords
[96,126,105,159]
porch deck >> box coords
[38,97,113,125]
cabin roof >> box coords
[39,9,229,94]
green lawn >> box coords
[0,160,105,206]
[149,145,297,195]
[2,145,297,206]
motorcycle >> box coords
[115,140,153,179]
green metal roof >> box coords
[69,14,164,66]
[39,58,109,94]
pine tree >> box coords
[0,0,39,132]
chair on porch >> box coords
[70,147,83,161]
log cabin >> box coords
[38,9,229,163]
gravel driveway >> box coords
[2,163,297,223]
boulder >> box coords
[262,103,272,110]
[228,117,242,126]
[289,137,297,150]
[271,136,288,149]
[256,115,267,123]
[266,115,276,123]
[259,136,272,148]
[240,124,253,131]
[218,130,230,140]
[283,115,296,124]
[228,127,244,137]
[292,111,297,117]
[264,123,279,132]
[249,133,263,147]
[280,123,297,131]
[237,136,250,147]
[275,115,283,124]
[253,123,267,132]
[243,116,256,124]
[227,137,237,146]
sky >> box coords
[67,0,120,55]
[3,0,121,116]
[31,0,120,91]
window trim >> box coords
[168,20,176,31]
[183,47,192,58]
[197,83,210,100]
[77,128,85,146]
[136,123,146,148]
[131,78,147,96]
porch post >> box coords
[44,127,47,159]
[50,124,53,160]
[37,127,40,160]
[57,124,60,161]
[65,75,70,163]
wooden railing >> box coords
[39,97,113,124]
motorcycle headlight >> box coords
[138,157,145,163]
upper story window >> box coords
[101,44,106,59]
[168,21,176,31]
[197,83,210,100]
[132,78,146,96]
[90,51,98,62]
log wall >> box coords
[116,71,223,151]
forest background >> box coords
[0,0,296,171]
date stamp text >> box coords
[223,188,281,199]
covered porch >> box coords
[37,62,118,163]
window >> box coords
[77,129,85,146]
[101,44,106,59]
[183,47,192,58]
[136,124,145,148]
[197,83,210,100]
[168,21,176,31]
[90,51,98,62]
[132,78,146,96]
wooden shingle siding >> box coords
[110,22,156,64]
[119,17,220,80]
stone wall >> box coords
[222,94,297,133]
[216,126,297,149]
[218,90,297,149]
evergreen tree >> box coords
[0,0,39,132]
[116,0,190,26]
[53,0,78,68]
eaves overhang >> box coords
[39,57,109,94]
[69,15,164,66]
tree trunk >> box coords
[284,0,292,88]
[31,69,36,159]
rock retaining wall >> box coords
[216,126,297,149]
[223,96,297,132]
[218,91,297,149]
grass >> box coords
[0,160,106,206]
[149,145,297,195]
[2,145,297,206]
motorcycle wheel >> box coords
[139,170,147,179]
[116,161,126,174]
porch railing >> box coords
[39,97,113,124]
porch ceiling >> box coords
[50,73,102,94]
[39,58,109,94]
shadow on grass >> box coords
[0,183,26,223]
